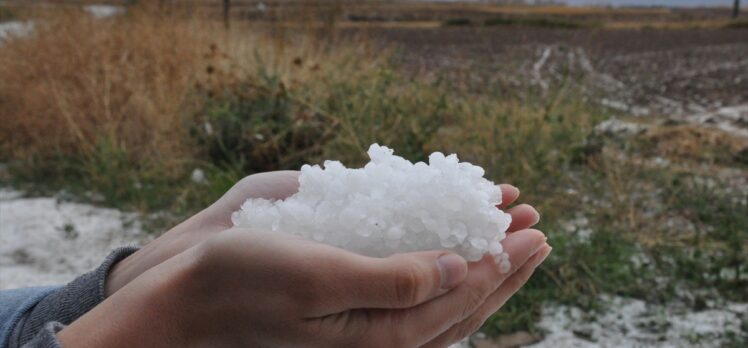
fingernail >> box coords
[530,241,546,257]
[437,254,468,289]
[537,245,552,264]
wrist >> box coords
[105,249,142,297]
[63,246,204,348]
[105,211,222,297]
[104,232,192,296]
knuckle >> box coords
[393,263,425,305]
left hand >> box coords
[105,171,301,295]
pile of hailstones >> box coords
[232,144,512,271]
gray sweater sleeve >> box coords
[9,246,139,348]
[18,323,64,348]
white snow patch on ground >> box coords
[83,5,125,19]
[528,295,747,348]
[0,189,147,290]
[594,117,649,139]
[683,104,748,139]
[0,21,33,42]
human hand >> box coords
[105,171,301,295]
[60,224,548,348]
[420,184,548,347]
[106,171,540,298]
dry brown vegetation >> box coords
[0,7,206,174]
[642,125,748,164]
[0,5,382,181]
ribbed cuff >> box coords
[9,246,139,348]
[19,322,64,348]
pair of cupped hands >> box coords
[58,171,550,348]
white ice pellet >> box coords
[232,144,512,263]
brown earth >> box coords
[341,25,748,120]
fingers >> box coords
[483,244,551,314]
[421,244,552,347]
[325,250,468,313]
[497,184,519,209]
[227,170,300,204]
[208,171,301,224]
[506,204,540,233]
[497,184,540,233]
[363,229,546,346]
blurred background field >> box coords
[0,1,746,347]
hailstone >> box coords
[232,144,512,269]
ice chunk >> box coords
[232,144,512,263]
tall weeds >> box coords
[0,7,386,210]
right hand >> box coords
[59,225,549,348]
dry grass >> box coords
[0,7,204,173]
[641,125,748,165]
[0,4,381,179]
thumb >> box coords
[340,251,468,310]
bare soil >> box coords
[344,26,748,121]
